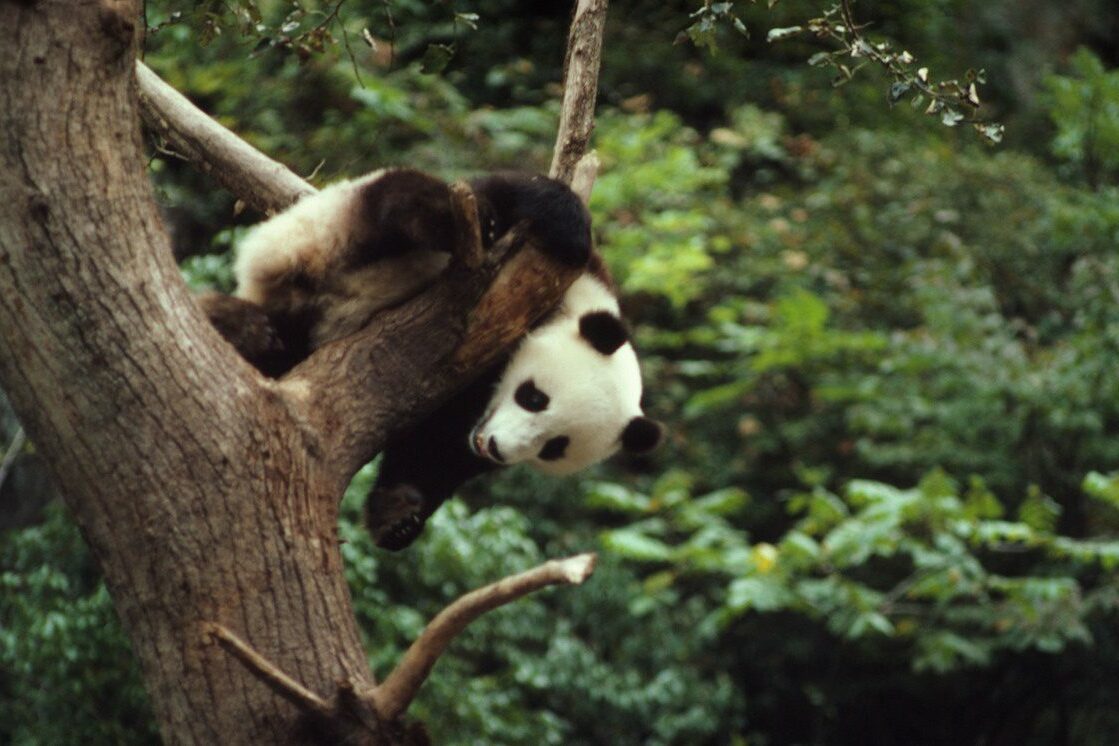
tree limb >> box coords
[369,553,598,721]
[569,151,601,205]
[204,622,334,718]
[135,61,315,214]
[550,0,609,183]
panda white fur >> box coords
[199,168,662,550]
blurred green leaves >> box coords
[597,467,1119,673]
[1045,47,1119,186]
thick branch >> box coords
[136,61,314,214]
[549,0,609,182]
[370,553,598,721]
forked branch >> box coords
[204,554,598,730]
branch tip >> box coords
[553,552,598,584]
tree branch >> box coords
[369,553,598,721]
[135,61,315,214]
[550,0,609,183]
[569,151,600,205]
[204,622,334,718]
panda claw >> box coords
[374,510,426,551]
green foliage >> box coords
[0,506,157,746]
[593,468,1115,674]
[1044,47,1119,186]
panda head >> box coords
[469,276,663,475]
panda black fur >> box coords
[200,169,662,550]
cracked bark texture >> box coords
[0,2,375,743]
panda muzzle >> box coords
[471,431,505,464]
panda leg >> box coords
[469,172,593,267]
[196,292,297,377]
[364,377,501,550]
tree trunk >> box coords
[0,2,377,742]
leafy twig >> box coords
[770,0,1005,144]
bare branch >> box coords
[135,62,315,214]
[569,151,600,206]
[370,553,598,721]
[204,622,334,718]
[549,0,609,182]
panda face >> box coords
[469,276,662,475]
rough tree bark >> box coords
[0,0,606,743]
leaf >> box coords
[420,43,454,75]
[454,12,480,30]
[602,528,674,562]
[975,122,1005,144]
[692,488,750,516]
[940,107,965,127]
[849,611,894,638]
[888,81,912,105]
[584,483,650,514]
[725,577,794,613]
[766,26,803,43]
[1018,486,1061,532]
[1083,471,1119,509]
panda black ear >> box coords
[620,416,664,455]
[579,311,628,356]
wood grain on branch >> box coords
[550,0,609,182]
[136,61,315,214]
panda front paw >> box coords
[365,483,429,551]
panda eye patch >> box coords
[538,436,570,461]
[514,380,549,412]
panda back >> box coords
[234,171,451,348]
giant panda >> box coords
[200,168,663,550]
